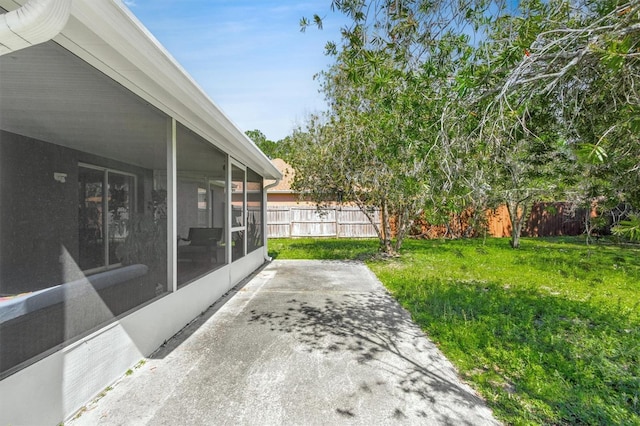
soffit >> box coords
[0,38,168,170]
[0,0,281,179]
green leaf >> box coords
[576,143,608,164]
[313,14,324,30]
[612,215,640,242]
[299,17,309,32]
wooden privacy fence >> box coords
[268,202,589,239]
[267,206,379,238]
[407,203,588,239]
[487,203,588,238]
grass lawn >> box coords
[268,237,640,425]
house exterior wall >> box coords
[0,129,270,426]
[267,193,303,206]
[0,132,79,294]
[0,3,277,423]
[0,131,154,296]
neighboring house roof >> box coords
[268,158,296,194]
[0,0,281,181]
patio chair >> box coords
[178,227,223,264]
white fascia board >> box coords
[2,0,281,180]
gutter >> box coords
[263,178,282,192]
[0,0,72,56]
[262,177,282,262]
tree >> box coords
[245,129,277,159]
[289,71,435,254]
[483,97,573,248]
[452,0,640,247]
[470,0,640,241]
[245,129,295,161]
[295,0,490,253]
[298,0,639,250]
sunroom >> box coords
[0,0,280,424]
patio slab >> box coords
[67,259,500,425]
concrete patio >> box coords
[67,260,500,425]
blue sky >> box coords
[123,0,346,141]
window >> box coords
[247,168,264,253]
[78,164,135,272]
[231,164,246,261]
[176,124,227,286]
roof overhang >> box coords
[0,0,281,180]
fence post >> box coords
[289,207,293,238]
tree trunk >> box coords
[584,208,594,246]
[511,224,522,248]
[507,200,529,249]
[356,200,395,254]
[358,201,384,244]
[380,199,394,254]
[394,207,415,253]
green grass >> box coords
[269,236,640,425]
[268,237,380,260]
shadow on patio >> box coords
[66,260,500,425]
[247,274,495,424]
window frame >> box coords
[78,162,137,274]
[229,160,247,261]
